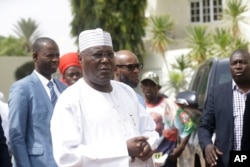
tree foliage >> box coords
[13,18,41,53]
[211,28,248,57]
[148,15,174,69]
[186,0,249,66]
[162,54,190,95]
[0,36,30,56]
[186,26,212,66]
[0,18,41,56]
[70,0,147,60]
[223,0,248,37]
[15,61,34,80]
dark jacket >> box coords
[198,81,233,167]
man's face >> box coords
[141,79,159,100]
[115,52,141,88]
[230,52,250,84]
[150,112,164,136]
[80,46,115,86]
[34,42,60,79]
[63,66,82,86]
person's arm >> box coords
[170,106,197,160]
[0,116,11,167]
[198,86,216,149]
[9,83,31,167]
[198,86,222,166]
[170,135,190,160]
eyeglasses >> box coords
[81,51,115,60]
[116,63,143,71]
[91,52,114,59]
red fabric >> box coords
[162,128,178,142]
[59,52,81,74]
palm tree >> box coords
[161,54,190,97]
[148,15,174,70]
[211,27,249,58]
[171,54,190,72]
[223,0,248,38]
[13,18,41,53]
[211,28,233,58]
[233,37,249,51]
[162,70,187,97]
[186,26,212,66]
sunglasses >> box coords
[116,63,143,71]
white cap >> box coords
[78,28,113,52]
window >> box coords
[190,0,222,23]
[189,63,211,108]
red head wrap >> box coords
[59,52,81,75]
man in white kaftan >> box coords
[50,28,159,167]
[51,79,158,167]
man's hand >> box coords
[138,141,155,161]
[127,136,155,161]
[169,146,184,161]
[204,144,223,167]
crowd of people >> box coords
[0,27,249,167]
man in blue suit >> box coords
[8,37,67,167]
[198,49,250,167]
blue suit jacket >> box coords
[8,72,67,167]
[198,81,233,167]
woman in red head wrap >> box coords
[59,52,82,86]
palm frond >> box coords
[186,26,212,64]
[13,18,41,52]
[149,15,174,54]
[223,0,248,37]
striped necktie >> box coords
[47,81,58,107]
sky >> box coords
[0,0,77,55]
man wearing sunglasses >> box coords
[114,50,146,107]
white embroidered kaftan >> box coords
[51,79,158,167]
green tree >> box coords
[15,61,34,80]
[0,36,29,56]
[187,0,249,63]
[171,54,190,72]
[70,0,147,60]
[211,28,233,57]
[13,18,41,53]
[167,55,190,95]
[166,71,187,95]
[186,26,212,66]
[160,54,190,97]
[211,28,248,58]
[148,15,174,70]
[233,37,249,50]
[223,0,248,37]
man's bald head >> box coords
[115,50,138,64]
[32,37,58,53]
[114,50,142,88]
